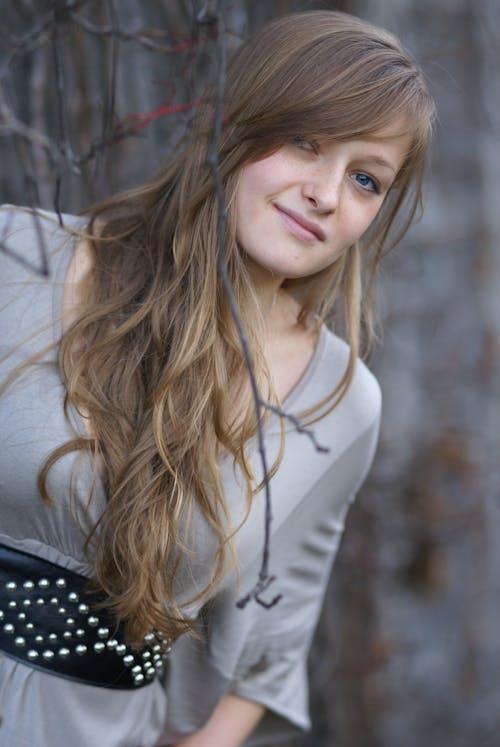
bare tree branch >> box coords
[52,1,77,221]
[68,11,207,53]
[92,0,120,188]
[206,0,329,612]
[0,207,49,277]
[0,93,62,166]
[206,0,282,610]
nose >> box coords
[302,168,341,213]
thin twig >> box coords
[0,2,94,81]
[0,208,49,277]
[206,1,332,611]
[68,12,206,53]
[263,401,331,454]
[205,0,282,611]
[52,0,82,223]
[1,2,203,189]
[0,17,54,79]
[0,95,62,166]
[72,98,199,167]
[93,0,119,187]
[13,129,41,211]
[0,238,48,276]
[105,0,119,144]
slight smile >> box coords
[273,204,326,243]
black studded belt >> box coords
[0,542,171,689]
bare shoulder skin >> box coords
[61,237,94,333]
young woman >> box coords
[0,10,435,747]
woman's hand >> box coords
[173,694,265,747]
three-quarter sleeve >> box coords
[161,412,380,745]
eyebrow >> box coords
[362,156,397,174]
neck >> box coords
[245,259,284,320]
[243,259,306,337]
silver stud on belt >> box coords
[1,571,172,688]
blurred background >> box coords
[1,1,499,745]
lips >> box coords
[274,204,326,242]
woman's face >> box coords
[235,123,411,282]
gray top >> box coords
[0,206,381,747]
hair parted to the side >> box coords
[37,11,435,645]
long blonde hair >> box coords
[39,11,435,644]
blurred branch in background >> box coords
[1,1,499,746]
[0,0,220,220]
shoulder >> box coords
[0,206,86,352]
[0,205,84,279]
[317,325,382,429]
[0,206,94,333]
[61,235,94,332]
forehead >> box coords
[326,116,414,167]
[361,116,411,141]
[327,114,411,145]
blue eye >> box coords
[354,172,380,194]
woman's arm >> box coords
[173,694,265,747]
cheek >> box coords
[235,163,280,235]
[235,169,264,217]
[350,201,385,241]
[237,151,291,200]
